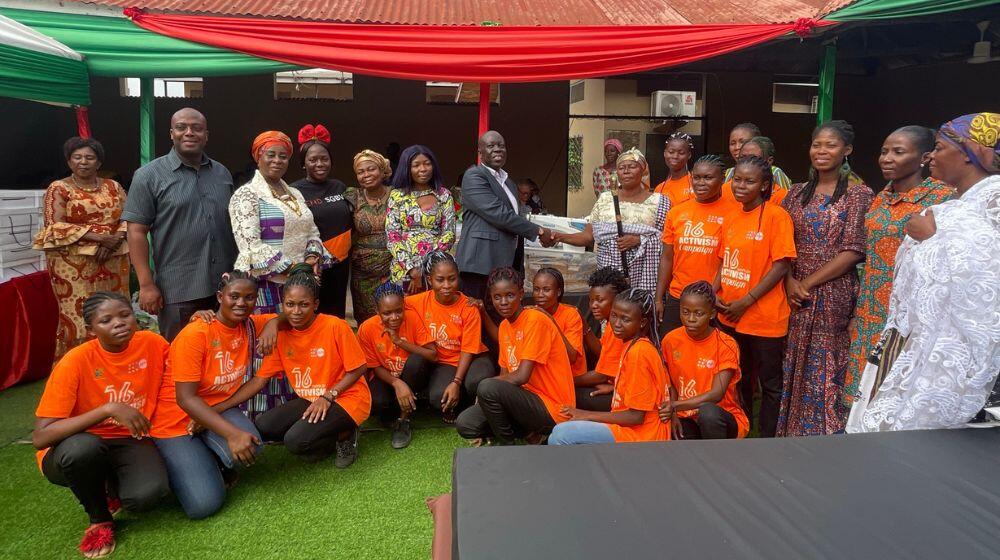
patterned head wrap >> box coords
[939,112,1000,174]
[353,149,392,178]
[603,138,624,153]
[251,131,293,162]
[616,147,647,169]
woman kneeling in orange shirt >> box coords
[550,288,670,445]
[573,267,631,411]
[34,292,170,558]
[151,271,272,520]
[241,265,370,468]
[455,267,576,445]
[658,281,749,439]
[359,281,438,449]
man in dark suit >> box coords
[455,130,554,300]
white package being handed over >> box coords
[524,214,596,294]
[0,190,47,282]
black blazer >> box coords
[455,164,538,275]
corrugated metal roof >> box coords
[66,0,830,24]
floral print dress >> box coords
[385,187,456,284]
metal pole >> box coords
[477,82,490,162]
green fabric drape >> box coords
[139,77,154,165]
[826,0,1000,21]
[0,42,89,105]
[816,44,836,124]
[0,8,298,77]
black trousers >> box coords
[574,386,612,412]
[318,259,349,319]
[679,403,739,439]
[455,378,555,444]
[254,397,356,460]
[369,355,446,418]
[658,295,683,336]
[158,295,217,342]
[720,325,785,438]
[42,433,170,524]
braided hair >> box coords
[735,155,775,201]
[801,120,855,206]
[587,266,629,294]
[284,263,320,299]
[667,132,695,153]
[421,250,457,279]
[614,287,659,346]
[374,281,405,304]
[692,154,726,176]
[534,267,565,303]
[679,280,716,307]
[217,270,258,292]
[82,291,131,325]
[487,266,523,290]
[743,136,776,161]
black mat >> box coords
[453,429,1000,559]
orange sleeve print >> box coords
[770,206,797,262]
[405,310,434,347]
[334,318,368,373]
[517,312,554,364]
[459,302,484,356]
[554,304,586,376]
[168,321,211,384]
[357,317,384,369]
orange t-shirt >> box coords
[594,327,625,378]
[498,309,576,422]
[551,303,586,377]
[607,338,670,442]
[35,331,168,469]
[660,196,739,298]
[405,291,486,367]
[717,201,797,337]
[151,316,272,439]
[258,314,371,425]
[653,175,693,207]
[662,327,748,437]
[722,180,788,207]
[357,310,434,376]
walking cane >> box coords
[610,181,630,280]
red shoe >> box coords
[78,522,115,558]
[106,496,122,518]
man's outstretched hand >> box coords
[538,227,557,248]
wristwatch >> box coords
[327,389,340,400]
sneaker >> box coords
[335,428,359,469]
[391,418,412,449]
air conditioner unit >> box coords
[651,90,697,118]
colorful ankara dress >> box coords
[229,170,331,418]
[385,187,456,284]
[33,178,129,361]
[844,178,953,404]
[777,181,873,436]
[346,187,391,324]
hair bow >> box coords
[297,124,331,146]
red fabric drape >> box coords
[75,106,91,139]
[0,272,58,391]
[125,10,832,82]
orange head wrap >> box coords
[251,131,293,162]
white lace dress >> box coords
[849,175,1000,432]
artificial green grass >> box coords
[0,380,463,559]
[0,379,45,445]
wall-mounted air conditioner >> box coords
[651,90,697,118]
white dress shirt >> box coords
[482,163,518,213]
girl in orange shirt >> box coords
[655,154,736,334]
[653,132,694,206]
[455,267,575,445]
[714,156,796,438]
[33,292,170,559]
[406,251,495,419]
[531,268,587,379]
[237,266,370,468]
[550,288,670,444]
[574,267,631,411]
[151,271,272,520]
[658,281,749,439]
[359,281,439,449]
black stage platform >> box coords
[453,428,1000,559]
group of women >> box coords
[31,112,1000,558]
